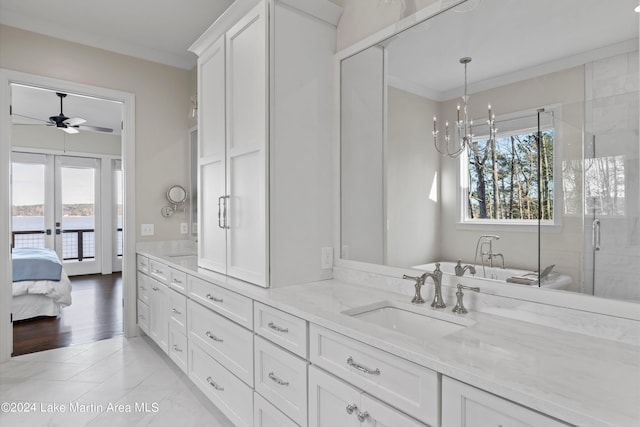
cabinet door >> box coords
[225,1,269,287]
[149,279,168,353]
[442,377,569,427]
[360,394,427,427]
[309,366,360,427]
[198,36,227,274]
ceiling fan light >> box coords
[61,126,79,134]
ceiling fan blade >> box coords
[11,113,50,124]
[64,117,86,126]
[76,125,114,133]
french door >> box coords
[11,152,102,276]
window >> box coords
[461,111,555,225]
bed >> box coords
[12,248,72,321]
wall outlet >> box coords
[180,222,189,234]
[141,223,154,236]
[321,247,333,269]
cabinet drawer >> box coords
[188,300,253,385]
[168,289,187,333]
[309,324,438,425]
[255,336,307,426]
[189,342,253,427]
[169,324,188,374]
[137,271,150,305]
[137,254,149,273]
[254,392,299,427]
[137,299,149,334]
[168,267,187,294]
[188,275,252,329]
[442,377,569,427]
[149,259,169,284]
[254,302,307,358]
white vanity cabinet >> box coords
[309,324,439,425]
[148,277,169,353]
[190,0,339,288]
[309,365,428,427]
[442,377,570,427]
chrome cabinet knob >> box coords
[357,411,369,422]
[345,403,357,414]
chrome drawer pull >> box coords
[171,308,181,315]
[140,286,147,290]
[139,314,145,320]
[171,278,183,284]
[357,411,369,422]
[267,322,289,333]
[206,376,224,391]
[172,344,182,352]
[347,356,380,375]
[153,269,162,274]
[346,403,358,414]
[205,331,223,342]
[152,286,159,291]
[268,372,289,386]
[205,293,223,303]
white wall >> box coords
[386,86,440,266]
[0,24,195,241]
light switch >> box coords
[141,223,154,236]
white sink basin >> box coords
[343,300,474,339]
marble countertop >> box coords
[138,247,640,427]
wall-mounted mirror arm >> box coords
[161,185,188,218]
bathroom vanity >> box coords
[136,243,639,427]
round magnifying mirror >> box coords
[167,185,187,205]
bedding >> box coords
[11,248,72,321]
[12,248,63,282]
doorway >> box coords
[11,152,118,276]
[0,70,137,361]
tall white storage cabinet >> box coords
[191,0,341,288]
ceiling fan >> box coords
[14,92,114,134]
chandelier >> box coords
[433,57,496,158]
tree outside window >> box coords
[465,128,554,222]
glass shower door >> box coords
[582,53,639,301]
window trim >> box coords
[457,105,563,230]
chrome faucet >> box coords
[454,259,476,277]
[474,235,505,277]
[403,263,445,308]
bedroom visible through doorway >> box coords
[9,82,125,356]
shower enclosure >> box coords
[539,51,639,302]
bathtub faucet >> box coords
[474,235,505,278]
[455,260,476,277]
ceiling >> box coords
[0,0,234,70]
[385,0,640,100]
[11,84,124,135]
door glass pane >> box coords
[61,166,95,262]
[11,162,46,248]
[115,167,123,258]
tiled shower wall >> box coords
[584,50,640,301]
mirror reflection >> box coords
[340,0,639,302]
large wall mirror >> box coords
[340,0,639,304]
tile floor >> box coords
[0,336,234,426]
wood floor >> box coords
[12,272,123,356]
